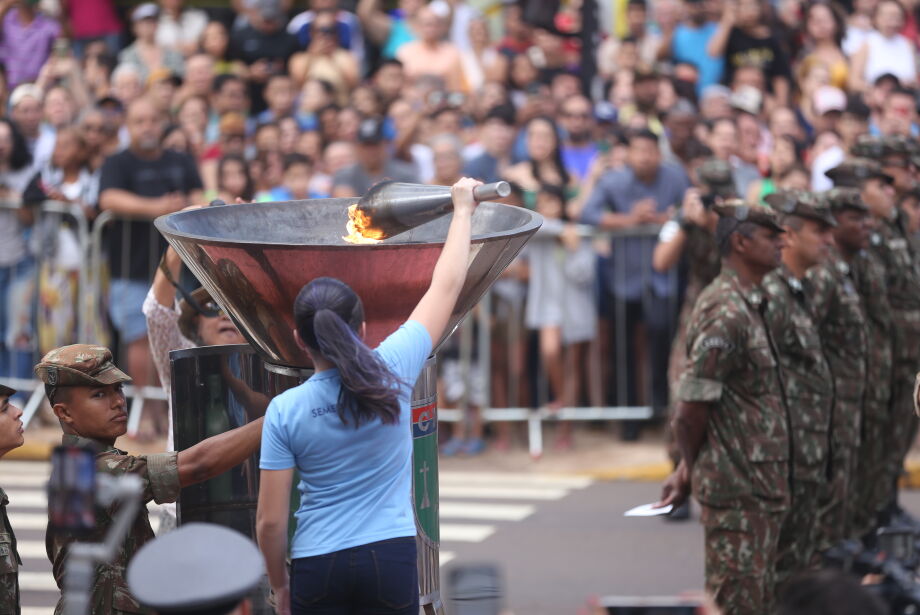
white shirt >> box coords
[863,30,917,85]
[156,9,208,51]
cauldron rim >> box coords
[154,198,543,247]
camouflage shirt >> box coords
[0,486,20,615]
[677,267,791,512]
[762,265,834,483]
[806,248,868,447]
[48,435,180,615]
[870,210,920,366]
[852,249,894,405]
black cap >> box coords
[0,384,14,398]
[484,104,516,126]
[357,117,386,144]
[126,523,265,614]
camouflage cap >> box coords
[34,344,131,388]
[0,384,15,398]
[851,134,914,160]
[825,157,893,188]
[697,159,736,197]
[713,199,785,233]
[764,189,837,227]
[824,187,869,213]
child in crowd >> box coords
[215,154,254,203]
[263,153,318,201]
[524,183,597,450]
[257,74,296,125]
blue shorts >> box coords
[108,279,149,343]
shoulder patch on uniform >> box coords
[700,336,733,351]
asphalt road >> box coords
[441,482,920,615]
[10,461,920,615]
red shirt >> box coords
[65,0,121,39]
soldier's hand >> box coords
[655,463,690,509]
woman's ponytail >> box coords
[295,278,403,427]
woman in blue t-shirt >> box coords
[256,178,482,615]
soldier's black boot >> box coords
[665,500,690,521]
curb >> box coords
[901,460,920,488]
[579,461,672,482]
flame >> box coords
[343,203,386,244]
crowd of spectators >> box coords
[2,0,920,451]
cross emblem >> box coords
[419,461,431,510]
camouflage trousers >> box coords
[817,447,853,551]
[889,366,920,503]
[702,506,785,615]
[776,479,821,587]
[852,410,891,538]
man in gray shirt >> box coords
[581,129,691,436]
[332,117,418,197]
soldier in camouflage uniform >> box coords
[760,190,835,582]
[850,137,920,524]
[658,159,731,517]
[657,201,789,615]
[0,385,24,615]
[826,158,896,534]
[34,344,265,615]
[805,186,871,545]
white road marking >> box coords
[440,524,495,543]
[0,475,50,487]
[16,540,46,559]
[439,551,455,566]
[439,502,534,521]
[8,512,160,534]
[0,461,50,475]
[440,485,568,500]
[19,572,58,592]
[440,471,593,489]
[22,608,54,615]
[4,490,46,507]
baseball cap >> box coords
[132,2,159,22]
[730,86,762,116]
[357,117,386,144]
[0,384,15,398]
[813,86,846,116]
[10,84,42,109]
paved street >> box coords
[8,459,920,615]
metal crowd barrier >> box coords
[437,224,682,458]
[2,204,683,455]
[0,201,169,436]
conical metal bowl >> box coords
[155,198,542,370]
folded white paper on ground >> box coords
[624,502,673,517]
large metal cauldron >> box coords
[154,198,542,370]
[159,197,541,614]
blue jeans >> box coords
[0,256,36,380]
[290,537,418,615]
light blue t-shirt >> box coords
[672,21,725,96]
[259,320,432,558]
